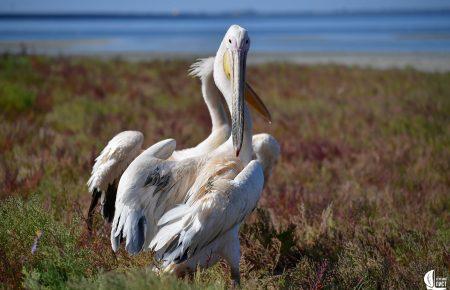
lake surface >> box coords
[1,11,450,54]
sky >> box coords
[1,0,450,13]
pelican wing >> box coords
[111,138,203,254]
[150,160,264,265]
[87,131,143,224]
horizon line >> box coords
[1,8,450,18]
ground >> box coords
[0,54,448,289]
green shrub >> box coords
[0,196,91,289]
[0,81,36,113]
[68,268,224,290]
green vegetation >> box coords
[0,55,448,289]
[0,197,91,288]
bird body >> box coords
[144,25,266,284]
[87,24,280,285]
[86,57,231,229]
[87,56,278,230]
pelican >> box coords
[190,57,280,181]
[85,57,230,229]
[86,52,275,230]
[111,25,270,284]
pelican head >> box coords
[214,25,250,157]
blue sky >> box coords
[1,0,449,13]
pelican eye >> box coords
[245,39,249,44]
[228,39,232,44]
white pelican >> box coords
[86,54,273,230]
[191,58,280,184]
[111,25,268,284]
[86,57,230,228]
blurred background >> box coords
[1,0,450,70]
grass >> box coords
[0,54,448,289]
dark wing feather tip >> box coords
[102,183,117,223]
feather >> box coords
[188,57,215,79]
[87,131,143,193]
[87,131,144,231]
[102,183,117,223]
[150,160,264,266]
[158,204,191,226]
[150,219,185,251]
[124,211,147,255]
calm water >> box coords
[1,11,450,54]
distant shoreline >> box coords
[2,47,449,72]
[2,10,448,71]
[249,52,450,72]
[1,8,450,19]
[110,51,450,72]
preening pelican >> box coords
[86,52,275,231]
[111,25,268,284]
[86,57,231,229]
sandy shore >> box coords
[249,52,450,73]
[94,51,450,72]
[1,40,449,72]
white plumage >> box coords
[150,159,263,284]
[87,131,143,194]
[87,25,280,285]
[87,58,279,228]
[86,57,231,228]
[111,25,265,284]
[86,131,143,224]
[252,133,281,183]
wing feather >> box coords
[150,160,264,264]
[111,139,205,254]
[87,131,143,227]
[87,131,144,193]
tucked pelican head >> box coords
[214,25,250,157]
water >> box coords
[1,11,450,54]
